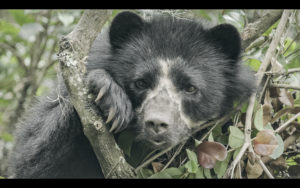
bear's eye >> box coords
[135,80,148,89]
[184,85,198,94]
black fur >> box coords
[8,11,255,178]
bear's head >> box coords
[104,12,254,149]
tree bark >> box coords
[57,10,136,178]
[241,10,283,49]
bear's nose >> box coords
[145,118,169,134]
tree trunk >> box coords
[57,10,136,178]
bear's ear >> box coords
[109,11,145,51]
[207,24,241,61]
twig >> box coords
[223,93,256,178]
[287,68,300,74]
[286,48,300,59]
[265,67,300,77]
[258,75,271,104]
[275,112,300,133]
[256,10,293,87]
[224,10,292,179]
[256,155,274,178]
[282,32,299,55]
[135,145,174,173]
[241,10,283,49]
[270,83,300,90]
[161,142,186,171]
[0,42,27,72]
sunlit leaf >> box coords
[184,160,199,173]
[228,126,244,148]
[244,58,261,72]
[186,149,198,162]
[208,132,214,142]
[9,10,35,25]
[254,105,264,131]
[269,134,284,159]
[0,20,20,36]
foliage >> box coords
[0,9,83,177]
[0,10,82,128]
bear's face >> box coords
[100,12,253,149]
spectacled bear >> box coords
[8,11,255,178]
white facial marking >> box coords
[137,58,203,129]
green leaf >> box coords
[184,160,199,174]
[148,171,172,179]
[203,168,212,178]
[137,168,153,178]
[283,37,297,56]
[215,134,229,146]
[228,126,244,148]
[264,123,274,131]
[194,138,201,147]
[254,105,264,131]
[186,149,198,162]
[263,19,279,37]
[0,133,13,142]
[208,132,214,142]
[0,20,20,36]
[286,154,300,166]
[212,124,222,138]
[241,102,249,113]
[9,10,35,25]
[269,134,284,159]
[163,167,184,178]
[244,58,261,72]
[213,151,233,178]
[195,167,204,178]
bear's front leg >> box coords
[86,69,133,133]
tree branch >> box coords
[57,10,136,178]
[241,10,283,49]
[256,10,293,87]
[0,42,28,73]
[275,112,300,133]
[270,83,300,91]
[224,9,292,179]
